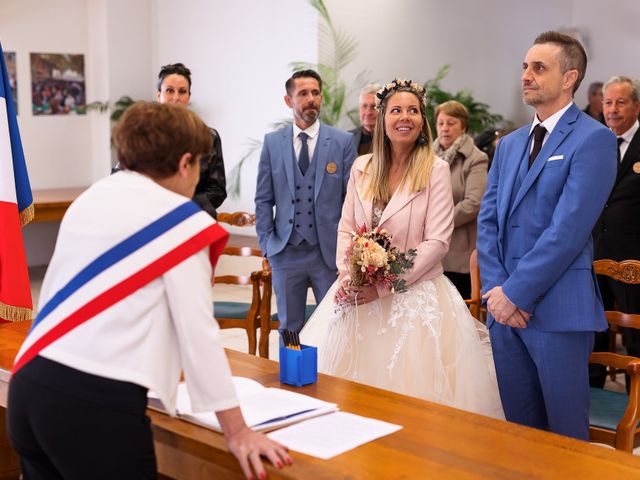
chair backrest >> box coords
[215,211,263,286]
[465,249,485,322]
[217,211,256,227]
[593,259,640,330]
[216,246,264,286]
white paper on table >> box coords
[267,411,402,459]
[149,377,337,432]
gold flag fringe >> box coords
[0,302,34,322]
[19,203,34,226]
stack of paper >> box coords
[148,377,337,432]
[267,411,402,459]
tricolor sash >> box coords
[13,201,228,374]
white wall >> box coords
[325,0,640,128]
[151,0,319,218]
[1,0,94,188]
[571,1,640,98]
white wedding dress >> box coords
[301,208,505,420]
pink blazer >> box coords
[336,154,454,298]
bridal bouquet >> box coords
[344,224,417,293]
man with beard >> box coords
[255,70,356,334]
[477,31,617,440]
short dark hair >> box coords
[285,69,322,96]
[588,81,603,96]
[534,31,587,95]
[113,102,211,179]
[157,63,192,92]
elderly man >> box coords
[477,31,617,439]
[350,83,381,155]
[255,70,356,335]
[591,76,640,389]
[583,81,606,124]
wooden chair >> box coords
[464,249,486,322]
[589,259,640,451]
[213,212,270,356]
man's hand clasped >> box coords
[483,286,530,328]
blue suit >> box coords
[255,123,356,332]
[477,103,617,439]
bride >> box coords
[301,79,504,419]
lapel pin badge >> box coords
[633,162,640,174]
[326,162,337,174]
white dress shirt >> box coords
[615,120,639,161]
[528,101,574,151]
[292,119,320,165]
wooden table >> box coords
[30,187,259,249]
[32,187,87,223]
[1,322,640,479]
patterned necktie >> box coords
[617,137,624,163]
[298,132,310,175]
[529,124,547,169]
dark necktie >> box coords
[298,132,310,175]
[529,124,547,169]
[617,137,624,163]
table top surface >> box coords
[2,321,640,479]
[32,187,87,205]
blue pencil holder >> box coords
[279,345,318,387]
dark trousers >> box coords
[444,271,471,300]
[590,275,640,390]
[7,356,156,480]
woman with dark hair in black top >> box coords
[114,63,227,218]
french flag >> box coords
[0,42,33,322]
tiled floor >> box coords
[28,265,636,452]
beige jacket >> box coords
[437,135,488,273]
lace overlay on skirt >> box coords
[300,275,505,419]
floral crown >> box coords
[375,79,427,110]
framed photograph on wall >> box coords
[30,53,86,115]
[3,51,18,114]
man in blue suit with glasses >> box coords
[477,31,617,440]
[255,70,356,335]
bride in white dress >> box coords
[301,80,504,419]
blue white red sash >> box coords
[13,201,228,374]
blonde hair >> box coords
[363,87,435,202]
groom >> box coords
[477,31,617,439]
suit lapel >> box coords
[281,127,295,197]
[510,105,578,215]
[354,156,373,229]
[378,188,422,228]
[499,129,529,230]
[314,124,331,201]
[617,128,640,181]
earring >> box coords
[417,134,427,146]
